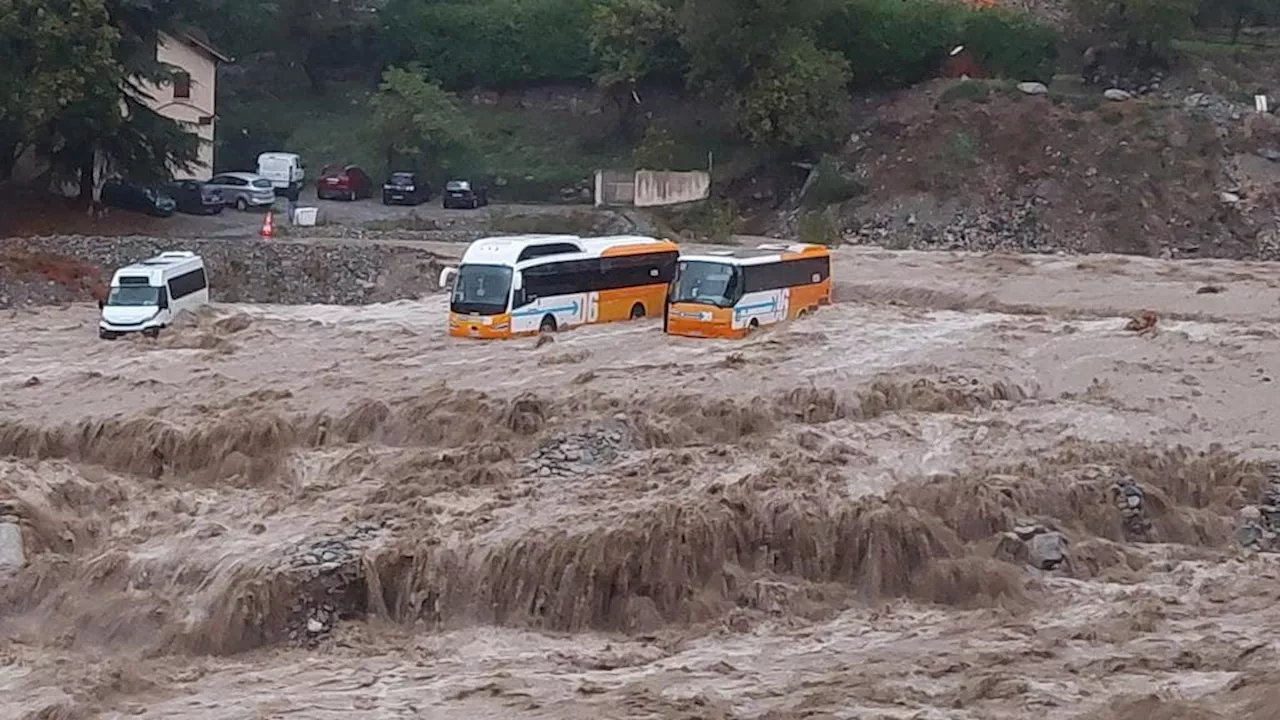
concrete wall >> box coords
[595,170,711,208]
[594,170,635,206]
[633,170,711,207]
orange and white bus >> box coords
[444,234,680,339]
[664,243,832,339]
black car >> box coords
[165,180,224,215]
[382,171,430,205]
[100,179,177,217]
[442,179,488,209]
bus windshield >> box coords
[669,260,740,308]
[451,264,512,315]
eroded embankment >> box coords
[0,377,1264,660]
[0,235,446,307]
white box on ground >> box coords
[293,206,318,226]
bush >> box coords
[633,124,678,169]
[380,0,598,89]
[939,79,992,104]
[960,10,1058,83]
[733,33,852,149]
[817,0,1057,89]
[803,155,861,208]
[797,210,842,246]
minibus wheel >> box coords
[539,315,558,333]
[630,303,645,319]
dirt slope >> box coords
[839,81,1280,260]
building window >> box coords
[173,71,191,100]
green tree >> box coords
[369,66,474,175]
[679,0,833,93]
[732,33,851,149]
[589,0,686,139]
[1074,0,1198,57]
[0,0,119,181]
[1196,0,1280,44]
[53,0,200,199]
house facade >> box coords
[11,29,231,190]
[144,31,232,181]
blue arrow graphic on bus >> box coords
[513,300,580,318]
[735,298,777,316]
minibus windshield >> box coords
[106,285,161,307]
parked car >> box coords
[257,151,305,200]
[442,179,488,209]
[165,180,224,215]
[205,172,276,211]
[381,171,430,205]
[317,164,374,201]
[100,179,177,217]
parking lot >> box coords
[170,184,595,238]
[0,183,598,240]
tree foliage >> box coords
[589,0,686,88]
[817,0,1056,88]
[0,0,199,193]
[732,33,851,149]
[369,66,473,174]
[380,0,597,89]
[1073,0,1198,55]
[1195,0,1280,43]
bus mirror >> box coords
[97,299,105,310]
[512,272,523,291]
[438,266,458,289]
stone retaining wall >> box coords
[0,235,446,307]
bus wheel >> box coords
[630,303,645,319]
[539,315,558,334]
[143,327,160,339]
[747,318,760,334]
[796,308,807,320]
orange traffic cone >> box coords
[259,211,274,239]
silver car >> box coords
[206,172,277,211]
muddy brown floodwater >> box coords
[5,247,1280,719]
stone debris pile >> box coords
[1237,472,1280,552]
[290,522,381,577]
[1111,475,1151,540]
[285,522,383,644]
[527,425,627,478]
[993,522,1068,571]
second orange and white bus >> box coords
[664,242,832,338]
[445,234,680,339]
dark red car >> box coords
[316,164,374,201]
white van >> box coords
[98,251,210,340]
[256,152,305,200]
